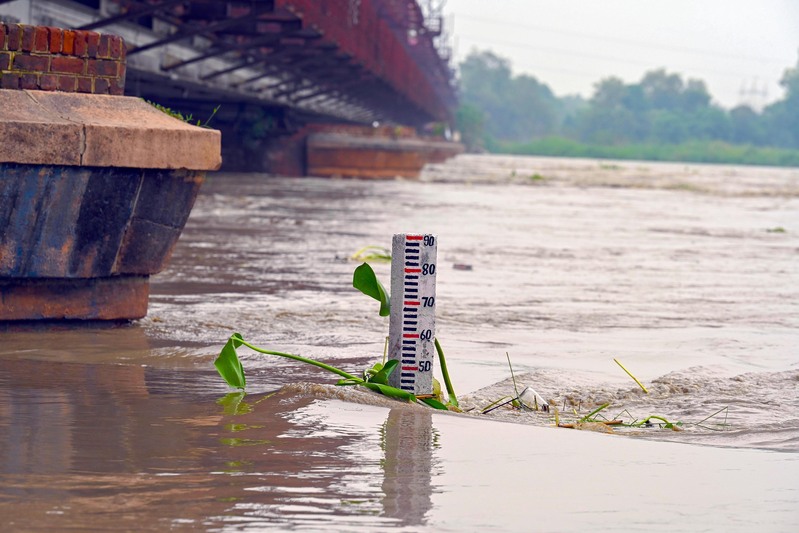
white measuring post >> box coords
[388,233,437,395]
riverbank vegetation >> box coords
[457,51,799,167]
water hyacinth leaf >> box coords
[432,377,442,399]
[419,397,449,410]
[363,361,384,380]
[360,382,416,402]
[368,359,398,385]
[353,262,390,316]
[215,333,247,390]
[336,377,364,386]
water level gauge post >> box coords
[388,233,437,395]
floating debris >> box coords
[518,386,549,412]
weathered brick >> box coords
[21,25,35,52]
[86,32,99,57]
[62,30,75,55]
[57,74,77,92]
[98,34,111,58]
[0,24,127,94]
[73,30,88,57]
[51,56,85,74]
[12,54,49,72]
[109,77,124,95]
[8,25,22,51]
[109,36,122,60]
[39,73,58,91]
[0,72,21,89]
[94,76,109,94]
[87,58,118,77]
[20,72,38,89]
[48,27,62,54]
[34,26,49,52]
[77,76,93,93]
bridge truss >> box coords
[13,0,457,127]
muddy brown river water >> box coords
[1,155,798,531]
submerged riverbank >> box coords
[491,137,799,168]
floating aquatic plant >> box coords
[350,245,392,263]
[215,332,446,408]
[214,262,458,411]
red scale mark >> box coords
[404,300,420,306]
[405,268,421,273]
[406,235,423,241]
[402,366,419,371]
[403,333,420,338]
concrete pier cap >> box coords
[0,23,221,321]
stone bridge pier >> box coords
[0,23,221,320]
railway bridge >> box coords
[1,0,458,172]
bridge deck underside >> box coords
[69,0,455,126]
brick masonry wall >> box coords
[0,23,126,94]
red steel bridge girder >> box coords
[72,0,456,126]
[276,0,453,122]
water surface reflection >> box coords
[0,357,440,531]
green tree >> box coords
[455,103,486,152]
[640,69,685,110]
[456,48,799,162]
[729,105,765,145]
[458,51,561,142]
[574,77,645,143]
[762,53,799,148]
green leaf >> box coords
[360,382,416,402]
[367,359,398,385]
[214,333,246,389]
[435,338,459,408]
[419,397,449,410]
[363,361,384,380]
[353,263,390,316]
[336,377,364,386]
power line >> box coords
[453,13,788,65]
[456,34,783,82]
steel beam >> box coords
[77,0,187,31]
[129,5,277,55]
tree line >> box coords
[456,50,799,166]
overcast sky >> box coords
[441,0,799,109]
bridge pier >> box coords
[0,23,220,321]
